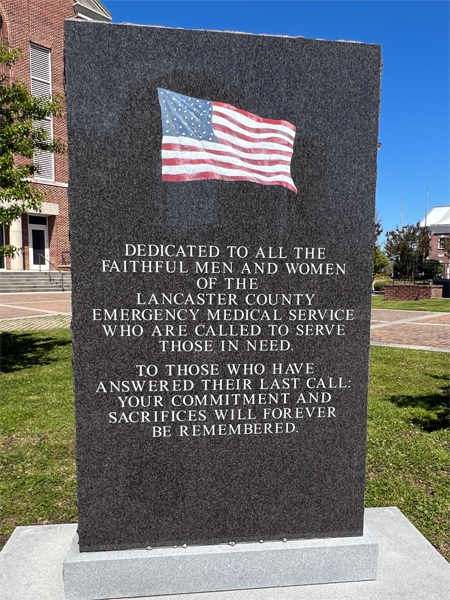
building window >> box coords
[29,215,48,225]
[438,236,448,250]
[30,44,54,181]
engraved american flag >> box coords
[158,88,297,193]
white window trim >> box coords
[438,236,448,250]
[29,43,52,90]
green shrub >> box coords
[374,280,387,291]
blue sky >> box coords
[102,1,449,244]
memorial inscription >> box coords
[96,242,350,433]
[65,20,381,553]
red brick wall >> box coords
[1,0,73,269]
[384,284,443,301]
[427,233,450,279]
[429,233,449,260]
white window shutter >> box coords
[30,44,54,181]
[30,44,51,84]
[33,120,54,180]
[31,78,51,99]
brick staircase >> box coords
[0,271,72,293]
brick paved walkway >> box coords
[0,314,71,331]
[0,292,71,331]
[0,293,449,352]
[370,309,450,353]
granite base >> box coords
[63,527,378,599]
[1,508,449,600]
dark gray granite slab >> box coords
[64,20,381,552]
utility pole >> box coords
[400,196,403,231]
[425,187,428,226]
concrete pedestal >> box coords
[63,527,377,600]
[1,508,449,600]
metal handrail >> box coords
[37,254,65,291]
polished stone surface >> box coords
[65,20,381,551]
[1,509,448,600]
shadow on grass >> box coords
[0,331,72,374]
[388,384,450,432]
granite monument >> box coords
[64,19,381,597]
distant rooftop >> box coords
[420,206,450,228]
[73,0,112,22]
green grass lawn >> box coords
[1,330,449,560]
[372,295,450,312]
[366,346,449,560]
[0,330,76,548]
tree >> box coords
[384,222,430,282]
[374,208,383,243]
[0,41,65,259]
[372,209,389,288]
[373,245,389,279]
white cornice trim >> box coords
[31,178,68,188]
[73,2,112,23]
[429,226,450,234]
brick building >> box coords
[0,0,112,272]
[420,206,450,279]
